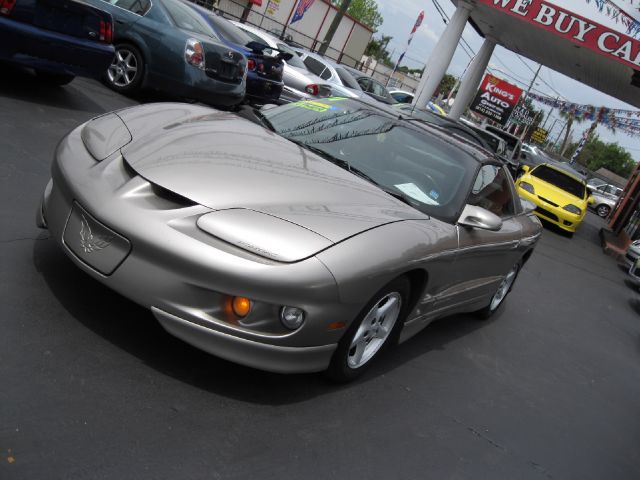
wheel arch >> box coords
[111,36,150,85]
[402,268,429,317]
[522,248,535,266]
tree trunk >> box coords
[560,117,574,156]
[318,0,352,56]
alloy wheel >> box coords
[490,265,518,311]
[107,48,138,87]
[597,205,610,217]
[347,292,402,369]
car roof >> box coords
[392,104,492,153]
[231,20,278,44]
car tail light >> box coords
[257,63,265,73]
[99,20,113,43]
[0,0,17,15]
[185,39,205,70]
[305,84,319,96]
[247,58,256,71]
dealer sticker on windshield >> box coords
[395,183,439,205]
[295,101,336,112]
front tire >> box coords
[105,44,144,94]
[325,277,410,383]
[476,262,520,319]
[596,204,611,218]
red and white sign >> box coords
[469,74,523,125]
[479,0,640,70]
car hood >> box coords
[116,104,425,247]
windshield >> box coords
[163,1,217,37]
[205,14,253,45]
[531,165,586,199]
[263,99,478,221]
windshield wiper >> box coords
[286,139,418,209]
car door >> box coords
[443,164,523,312]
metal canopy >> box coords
[454,0,640,108]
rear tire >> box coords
[35,71,74,86]
[325,277,410,383]
[105,44,144,94]
[476,262,520,319]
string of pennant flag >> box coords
[585,0,640,38]
[526,91,640,136]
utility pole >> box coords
[541,97,558,129]
[318,0,352,56]
[519,64,542,140]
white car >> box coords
[588,183,622,218]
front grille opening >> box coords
[538,196,558,207]
[123,157,197,208]
[150,183,197,207]
[535,207,559,222]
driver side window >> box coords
[469,165,515,218]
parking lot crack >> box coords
[448,415,554,479]
[0,235,50,244]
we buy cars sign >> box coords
[480,0,640,70]
[469,74,523,125]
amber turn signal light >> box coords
[232,296,252,317]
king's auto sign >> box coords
[470,74,523,125]
[480,0,640,70]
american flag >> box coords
[291,0,315,23]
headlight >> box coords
[280,306,305,330]
[563,204,581,215]
[519,181,535,194]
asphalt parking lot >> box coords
[2,70,640,480]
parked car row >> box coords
[3,0,421,109]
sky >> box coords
[374,0,640,158]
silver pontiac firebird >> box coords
[37,97,541,381]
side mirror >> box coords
[520,165,530,174]
[520,197,536,214]
[458,205,503,231]
[588,196,595,205]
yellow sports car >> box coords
[516,163,593,234]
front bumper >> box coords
[517,188,585,233]
[0,16,114,78]
[38,124,354,373]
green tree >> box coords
[332,0,383,30]
[573,134,635,178]
[437,73,456,97]
[364,34,393,65]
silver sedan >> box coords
[37,98,541,381]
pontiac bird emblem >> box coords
[226,51,234,59]
[79,214,112,253]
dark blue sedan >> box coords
[190,6,285,104]
[85,0,247,107]
[0,0,115,85]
